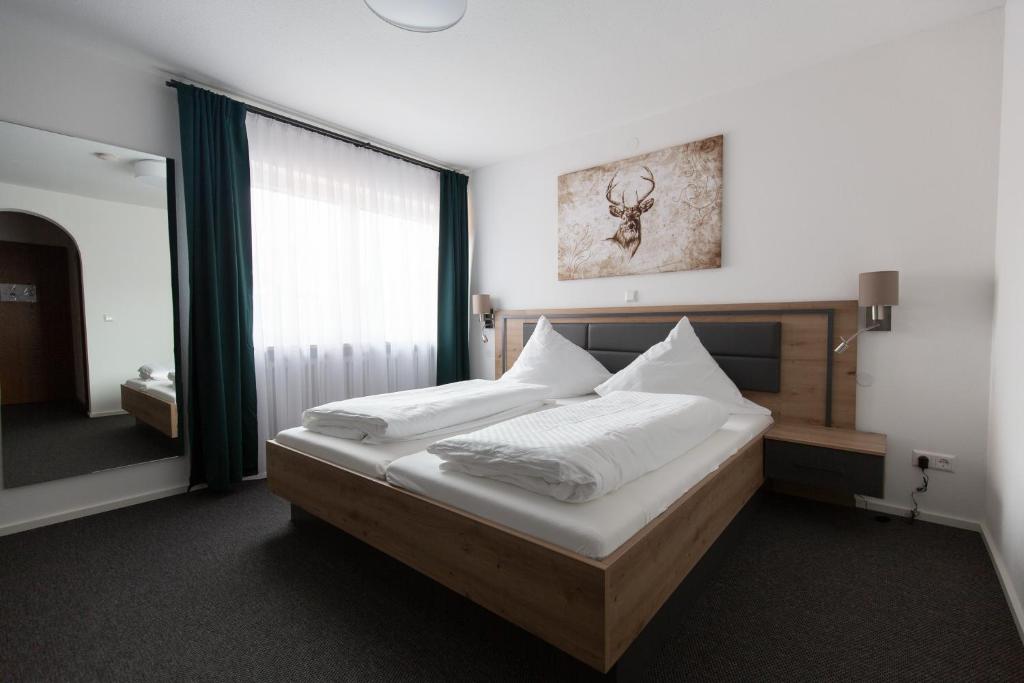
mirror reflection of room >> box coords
[0,121,182,489]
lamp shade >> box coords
[133,159,166,188]
[859,271,899,307]
[471,294,491,315]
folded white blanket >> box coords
[138,364,171,381]
[429,391,728,503]
[302,379,550,442]
[311,401,547,444]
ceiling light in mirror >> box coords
[132,159,166,188]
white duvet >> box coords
[428,391,729,503]
[301,379,550,442]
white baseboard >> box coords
[855,498,981,531]
[0,484,190,536]
[981,523,1024,644]
[88,408,128,418]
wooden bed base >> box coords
[267,428,767,674]
[266,300,856,673]
[120,384,178,438]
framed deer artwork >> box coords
[557,134,723,280]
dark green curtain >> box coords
[174,83,258,491]
[436,170,470,384]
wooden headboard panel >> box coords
[495,301,859,429]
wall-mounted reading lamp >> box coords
[834,270,899,354]
[472,294,494,343]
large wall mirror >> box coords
[0,121,182,488]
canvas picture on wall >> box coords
[557,134,723,281]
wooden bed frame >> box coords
[120,383,179,438]
[266,301,859,674]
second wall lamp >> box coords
[472,294,494,343]
[834,270,900,354]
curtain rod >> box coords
[166,79,449,174]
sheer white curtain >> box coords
[247,113,440,449]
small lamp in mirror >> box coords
[835,270,899,354]
[472,294,494,343]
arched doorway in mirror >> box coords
[0,210,180,488]
[0,211,88,411]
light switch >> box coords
[103,314,114,322]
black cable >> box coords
[910,466,929,522]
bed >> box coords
[266,300,859,676]
[120,378,179,438]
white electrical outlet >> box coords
[624,290,638,303]
[912,449,956,473]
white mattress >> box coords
[123,378,176,404]
[145,381,176,403]
[545,393,598,406]
[273,394,597,480]
[385,413,772,559]
[275,427,452,480]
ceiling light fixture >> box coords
[364,0,466,33]
[132,159,167,188]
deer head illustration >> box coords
[605,166,655,258]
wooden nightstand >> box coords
[764,423,887,499]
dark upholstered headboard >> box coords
[522,321,782,393]
[496,302,860,429]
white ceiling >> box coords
[0,121,168,209]
[2,0,1004,170]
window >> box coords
[247,114,440,438]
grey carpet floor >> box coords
[1,401,181,488]
[1,482,1021,682]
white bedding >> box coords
[123,378,176,403]
[145,381,176,403]
[301,379,549,442]
[429,391,728,502]
[275,427,447,479]
[387,413,772,559]
[137,364,172,381]
[274,396,591,480]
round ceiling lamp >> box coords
[133,159,167,188]
[364,0,466,33]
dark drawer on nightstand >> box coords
[764,439,884,498]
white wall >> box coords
[0,12,190,533]
[0,182,175,415]
[986,0,1024,638]
[470,12,1003,524]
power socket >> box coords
[912,449,956,473]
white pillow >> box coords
[500,316,611,398]
[594,317,770,415]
